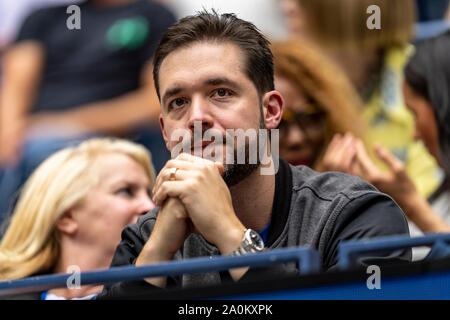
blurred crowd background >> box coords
[1,0,450,279]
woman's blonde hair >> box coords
[298,0,416,52]
[272,38,367,170]
[0,138,155,280]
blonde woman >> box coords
[0,138,155,299]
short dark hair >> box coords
[152,10,274,99]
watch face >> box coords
[248,229,265,251]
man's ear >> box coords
[159,114,170,150]
[55,210,78,236]
[262,90,284,130]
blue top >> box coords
[258,223,270,244]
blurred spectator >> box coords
[324,31,450,259]
[0,0,81,49]
[295,0,442,200]
[0,138,155,299]
[0,0,176,222]
[272,38,369,171]
[277,0,306,38]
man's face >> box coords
[158,41,269,185]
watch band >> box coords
[231,228,265,256]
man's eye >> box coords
[213,88,232,98]
[169,98,187,110]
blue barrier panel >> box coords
[0,246,320,296]
[216,269,450,300]
[338,233,450,271]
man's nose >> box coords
[187,96,214,132]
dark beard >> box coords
[222,106,267,187]
[222,162,260,187]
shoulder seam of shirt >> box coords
[292,183,381,203]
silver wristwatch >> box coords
[232,229,265,256]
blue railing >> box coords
[0,246,320,296]
[338,233,450,270]
[2,233,450,297]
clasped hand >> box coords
[150,153,245,255]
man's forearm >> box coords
[0,42,44,126]
[33,85,161,135]
[135,243,172,288]
[0,42,44,163]
[134,197,191,288]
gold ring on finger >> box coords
[169,167,179,181]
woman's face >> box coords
[402,80,441,165]
[278,0,305,36]
[72,152,154,256]
[275,75,326,166]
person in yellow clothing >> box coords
[296,0,442,198]
[362,45,442,197]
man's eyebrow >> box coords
[204,77,240,89]
[162,87,183,106]
[161,77,240,106]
